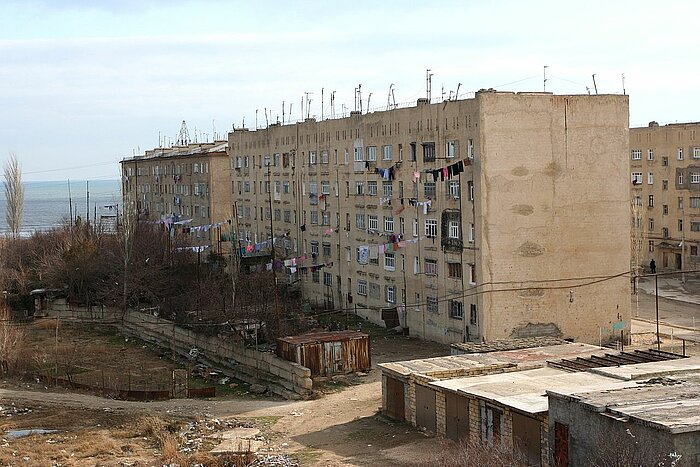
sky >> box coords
[1,0,698,181]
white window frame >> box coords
[648,173,654,185]
[446,140,456,159]
[368,215,378,230]
[356,213,366,229]
[383,181,393,197]
[631,149,641,160]
[450,300,464,319]
[678,148,684,160]
[321,181,331,194]
[367,181,378,196]
[386,285,396,303]
[309,151,317,165]
[384,216,394,232]
[384,253,395,271]
[355,181,364,195]
[354,147,364,162]
[425,259,438,276]
[425,219,438,237]
[358,280,368,296]
[449,221,460,239]
[382,145,392,161]
[647,149,654,161]
[469,223,475,243]
[694,147,700,159]
[691,173,700,184]
[631,172,642,184]
[367,146,377,162]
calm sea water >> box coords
[0,179,122,236]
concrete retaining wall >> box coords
[48,306,313,399]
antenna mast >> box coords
[592,74,598,95]
[543,65,548,92]
[176,120,190,146]
[426,69,433,101]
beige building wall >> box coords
[630,123,700,273]
[120,141,232,253]
[229,91,630,345]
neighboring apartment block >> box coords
[228,91,631,345]
[120,141,231,252]
[630,122,700,273]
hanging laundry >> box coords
[413,171,420,183]
[369,245,379,259]
[358,245,369,264]
[424,199,432,215]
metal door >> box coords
[554,421,569,467]
[385,377,405,421]
[415,385,437,433]
[445,393,469,441]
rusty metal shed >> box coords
[276,330,371,376]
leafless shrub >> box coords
[3,152,24,239]
[432,438,529,467]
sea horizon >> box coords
[0,179,122,236]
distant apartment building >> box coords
[630,122,700,273]
[229,91,631,345]
[120,141,232,252]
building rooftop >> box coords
[451,337,570,355]
[549,370,700,434]
[379,343,603,380]
[277,330,368,346]
[121,141,228,163]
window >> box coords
[412,218,418,237]
[648,195,654,208]
[323,272,332,286]
[425,219,438,237]
[321,211,330,225]
[321,181,330,194]
[448,220,460,239]
[690,197,700,208]
[631,149,642,160]
[356,213,366,229]
[648,173,654,185]
[692,222,700,232]
[367,146,377,161]
[631,172,642,185]
[413,256,420,274]
[425,259,438,276]
[662,156,669,166]
[244,181,251,192]
[310,211,319,224]
[678,148,684,160]
[354,147,364,162]
[384,216,394,232]
[662,227,669,238]
[663,180,669,190]
[384,253,395,271]
[694,147,700,159]
[469,223,475,242]
[369,282,380,298]
[468,181,474,201]
[468,139,474,159]
[482,406,503,447]
[383,181,393,197]
[386,285,396,303]
[447,262,462,278]
[422,142,436,162]
[309,181,318,195]
[310,241,319,256]
[367,181,378,196]
[382,145,392,161]
[355,181,364,195]
[274,209,281,221]
[284,210,291,223]
[398,143,403,161]
[426,296,438,313]
[679,172,685,185]
[470,304,477,324]
[691,245,698,256]
[424,181,436,198]
[647,149,654,161]
[678,219,683,232]
[358,280,367,296]
[322,242,332,257]
[312,270,320,283]
[446,141,457,158]
[679,197,685,209]
[691,173,700,184]
[663,204,668,215]
[368,215,378,230]
[283,181,290,193]
[309,151,317,165]
[649,218,654,231]
[448,180,460,199]
[469,264,476,284]
[450,300,463,319]
[649,240,655,252]
[321,150,329,164]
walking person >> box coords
[650,259,656,274]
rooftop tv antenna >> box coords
[176,120,190,146]
[321,88,324,120]
[622,73,626,95]
[282,100,285,124]
[264,107,269,127]
[304,92,313,119]
[367,92,372,113]
[330,91,336,118]
[426,69,433,101]
[592,73,598,95]
[455,83,461,100]
[543,65,548,91]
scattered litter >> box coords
[289,411,304,417]
[5,429,57,439]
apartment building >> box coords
[229,91,631,345]
[120,141,232,252]
[630,122,700,273]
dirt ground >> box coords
[0,316,451,466]
[2,289,699,467]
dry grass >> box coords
[431,438,529,467]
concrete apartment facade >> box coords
[630,122,700,273]
[120,141,232,253]
[228,91,631,345]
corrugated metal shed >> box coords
[277,331,371,376]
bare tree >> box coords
[3,153,24,239]
[0,303,25,374]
